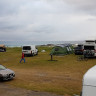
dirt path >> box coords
[0,83,66,96]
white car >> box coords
[81,65,96,96]
[0,64,15,80]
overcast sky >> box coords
[0,0,96,41]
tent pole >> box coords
[51,54,53,61]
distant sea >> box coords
[0,41,84,47]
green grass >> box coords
[0,46,96,96]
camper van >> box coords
[81,65,96,96]
[22,45,38,56]
[83,40,96,57]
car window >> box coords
[0,65,6,70]
[23,46,31,50]
[84,46,94,50]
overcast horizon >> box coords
[0,0,96,41]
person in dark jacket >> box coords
[20,52,25,63]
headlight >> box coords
[3,74,8,77]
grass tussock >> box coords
[0,46,96,96]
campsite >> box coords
[0,46,96,96]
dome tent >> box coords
[50,44,74,55]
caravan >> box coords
[22,45,38,56]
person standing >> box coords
[20,52,25,63]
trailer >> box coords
[0,45,6,52]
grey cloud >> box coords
[0,0,96,41]
[0,26,22,31]
[64,0,96,15]
[0,1,19,16]
[31,25,54,33]
[0,20,24,32]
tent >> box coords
[50,44,74,55]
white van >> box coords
[22,45,38,56]
[83,40,96,57]
[81,65,96,96]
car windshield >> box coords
[0,65,6,70]
[75,46,82,50]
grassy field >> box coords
[0,46,96,96]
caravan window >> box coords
[84,46,94,50]
[23,46,31,50]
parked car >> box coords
[0,64,15,80]
[22,45,38,56]
[74,44,83,55]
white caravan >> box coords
[22,45,38,56]
[83,40,96,57]
[81,65,96,96]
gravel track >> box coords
[0,83,65,96]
